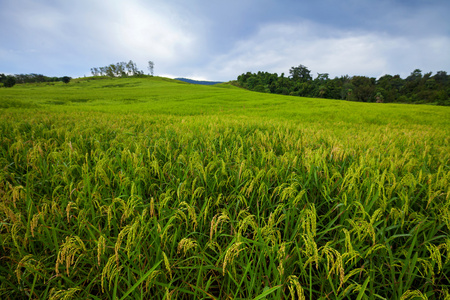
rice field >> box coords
[1,77,449,299]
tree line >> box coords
[236,65,450,105]
[90,60,154,77]
[1,59,155,87]
[0,73,71,87]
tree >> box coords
[109,64,119,77]
[433,71,449,85]
[126,60,139,76]
[116,62,126,77]
[61,76,71,84]
[406,69,422,82]
[90,68,100,76]
[148,61,154,76]
[315,73,329,83]
[2,75,16,88]
[375,92,384,103]
[289,65,312,83]
[350,76,375,102]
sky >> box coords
[1,0,450,81]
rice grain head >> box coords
[400,290,428,300]
[223,242,244,275]
[287,275,305,300]
[163,251,172,279]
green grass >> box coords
[1,76,449,299]
[2,76,448,126]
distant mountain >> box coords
[175,78,223,85]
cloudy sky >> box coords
[1,0,449,81]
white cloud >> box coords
[102,1,200,65]
[0,0,203,76]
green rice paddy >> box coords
[1,77,449,299]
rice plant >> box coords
[0,77,449,299]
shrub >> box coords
[61,76,72,84]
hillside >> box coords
[1,76,448,127]
[1,76,449,299]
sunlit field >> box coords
[1,77,449,299]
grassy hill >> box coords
[1,76,449,299]
[1,76,448,126]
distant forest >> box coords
[235,65,450,105]
[175,78,223,85]
[0,73,71,86]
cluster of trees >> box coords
[0,73,71,87]
[0,74,16,88]
[90,60,154,77]
[236,65,450,105]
